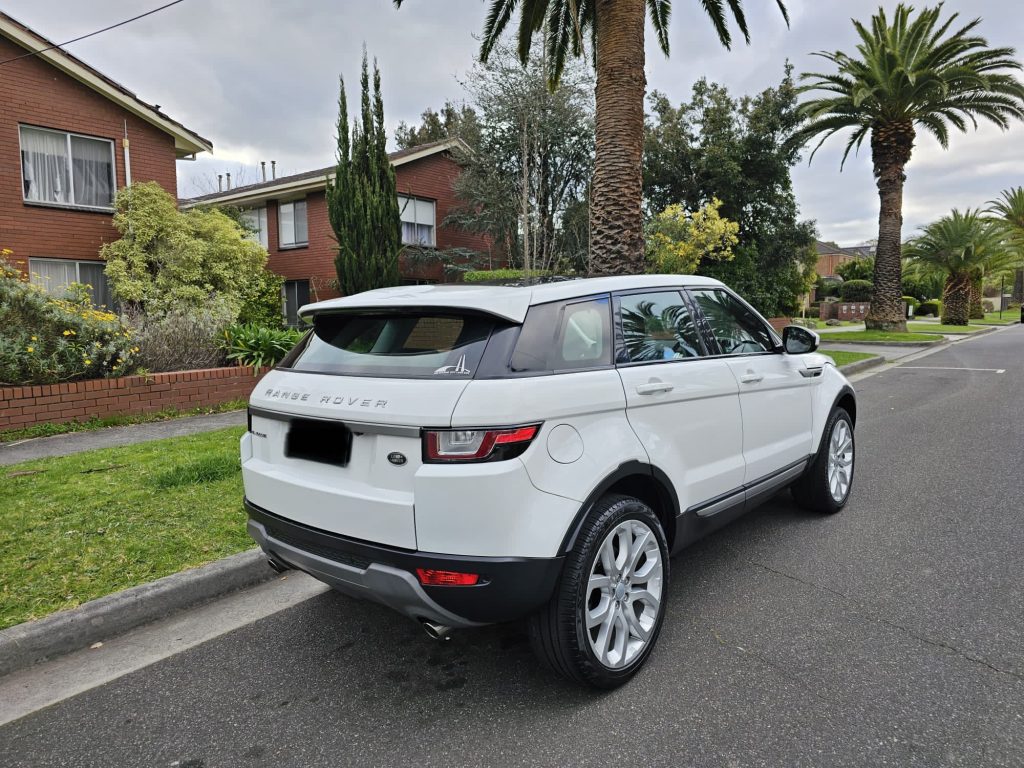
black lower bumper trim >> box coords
[245,499,564,625]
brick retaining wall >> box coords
[0,366,264,432]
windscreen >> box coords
[284,312,496,379]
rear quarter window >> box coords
[283,312,495,378]
[510,296,612,374]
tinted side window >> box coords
[619,291,705,362]
[511,297,612,373]
[689,289,775,355]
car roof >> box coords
[299,274,725,324]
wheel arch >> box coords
[833,385,857,426]
[560,461,680,555]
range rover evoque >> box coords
[242,275,856,688]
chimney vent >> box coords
[226,172,232,190]
[261,161,267,182]
[271,161,277,180]
[217,174,223,192]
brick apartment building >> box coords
[186,138,497,324]
[0,12,211,306]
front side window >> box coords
[511,297,612,373]
[278,200,308,247]
[398,195,435,246]
[239,207,269,248]
[29,257,113,308]
[285,312,495,378]
[20,126,115,209]
[689,288,775,355]
[618,291,705,363]
[283,279,310,327]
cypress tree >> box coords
[328,51,400,295]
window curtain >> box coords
[28,259,76,294]
[78,262,114,309]
[21,128,70,204]
[71,136,114,207]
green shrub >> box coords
[0,255,138,385]
[129,305,233,373]
[917,300,943,317]
[221,324,303,370]
[902,295,920,311]
[238,268,285,327]
[463,269,553,283]
[839,279,873,301]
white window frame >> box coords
[240,206,269,249]
[278,199,309,248]
[398,195,436,247]
[19,124,117,212]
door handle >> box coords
[636,382,674,395]
[739,373,764,384]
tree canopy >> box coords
[644,67,816,316]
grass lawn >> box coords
[0,426,251,630]
[0,399,248,444]
[818,330,937,343]
[974,311,1021,326]
[823,350,879,367]
[906,322,985,334]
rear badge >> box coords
[387,452,408,466]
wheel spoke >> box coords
[588,574,611,592]
[630,588,660,613]
[624,605,650,641]
[596,609,616,662]
[626,530,651,575]
[599,535,617,577]
[587,596,613,629]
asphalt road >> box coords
[3,327,1023,768]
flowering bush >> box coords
[0,252,138,385]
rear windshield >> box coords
[283,312,495,378]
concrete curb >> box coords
[820,338,944,347]
[0,548,275,678]
[837,356,886,375]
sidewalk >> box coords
[0,410,246,466]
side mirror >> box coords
[782,325,819,355]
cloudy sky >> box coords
[6,0,1023,244]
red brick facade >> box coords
[0,367,263,433]
[0,32,195,274]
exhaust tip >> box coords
[264,553,290,574]
[421,620,453,641]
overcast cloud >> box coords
[5,0,1023,244]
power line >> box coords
[0,0,187,66]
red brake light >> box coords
[416,568,480,586]
[423,424,540,463]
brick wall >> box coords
[263,151,502,299]
[0,367,263,433]
[0,35,178,270]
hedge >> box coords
[463,269,552,283]
[917,300,942,317]
[839,279,873,301]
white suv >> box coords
[242,275,856,687]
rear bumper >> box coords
[245,499,564,628]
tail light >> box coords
[422,424,541,463]
[416,568,480,586]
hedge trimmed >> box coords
[839,279,873,301]
[917,300,943,317]
[463,269,552,283]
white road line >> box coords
[896,366,1006,373]
[0,573,328,727]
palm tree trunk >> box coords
[589,0,645,276]
[968,275,984,319]
[941,273,971,325]
[866,123,914,332]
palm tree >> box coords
[796,4,1024,332]
[987,186,1024,303]
[904,209,1011,325]
[394,0,789,276]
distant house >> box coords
[185,138,496,325]
[814,240,865,279]
[0,12,211,306]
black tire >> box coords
[528,494,669,689]
[791,407,855,513]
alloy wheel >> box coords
[827,419,854,503]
